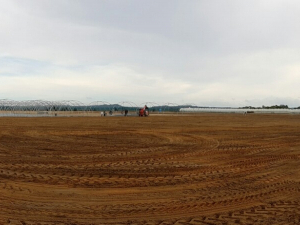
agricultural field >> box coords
[0,114,300,225]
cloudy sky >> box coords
[1,0,300,107]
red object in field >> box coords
[139,105,149,117]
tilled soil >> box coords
[0,114,300,224]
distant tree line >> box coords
[262,104,289,109]
[240,105,289,109]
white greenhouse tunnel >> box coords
[179,108,300,114]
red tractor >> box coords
[139,105,149,117]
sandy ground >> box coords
[0,114,300,224]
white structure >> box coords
[180,107,300,114]
[1,99,300,116]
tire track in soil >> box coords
[0,114,300,224]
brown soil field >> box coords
[0,114,300,225]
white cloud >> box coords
[0,0,300,107]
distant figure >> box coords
[139,105,149,116]
[144,105,149,116]
[124,109,128,116]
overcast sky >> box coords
[1,0,300,107]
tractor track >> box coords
[0,114,300,224]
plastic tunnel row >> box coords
[0,100,193,117]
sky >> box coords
[0,0,300,107]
